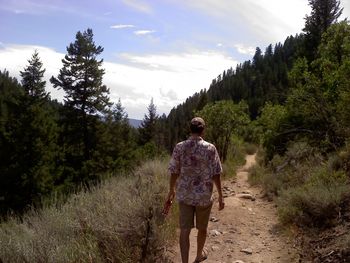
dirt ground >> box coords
[171,154,300,263]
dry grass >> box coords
[0,159,178,263]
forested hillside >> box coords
[0,30,166,216]
[164,0,345,153]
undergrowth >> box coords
[0,159,178,263]
[248,142,350,227]
[222,137,251,178]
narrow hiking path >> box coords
[171,154,300,263]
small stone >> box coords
[210,216,220,222]
[240,248,253,254]
[210,229,221,236]
[211,245,220,251]
[237,193,256,201]
[233,260,245,263]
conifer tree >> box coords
[139,98,159,145]
[303,0,343,61]
[20,50,48,100]
[19,51,58,209]
[50,28,110,161]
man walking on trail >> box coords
[167,117,224,263]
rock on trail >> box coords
[171,154,299,263]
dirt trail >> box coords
[172,154,299,263]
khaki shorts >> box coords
[179,202,213,230]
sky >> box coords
[0,0,349,119]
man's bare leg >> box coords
[196,228,207,260]
[180,228,191,263]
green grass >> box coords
[0,159,178,263]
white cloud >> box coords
[134,30,156,35]
[0,44,65,100]
[0,44,237,119]
[176,0,310,44]
[104,51,238,118]
[121,0,152,14]
[341,2,350,20]
[234,44,255,56]
[110,24,135,29]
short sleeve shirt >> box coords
[168,136,222,206]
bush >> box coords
[277,168,350,227]
[247,162,266,185]
[338,144,350,175]
[222,138,246,178]
[0,159,177,263]
[326,144,350,175]
[243,143,258,155]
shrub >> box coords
[247,162,266,185]
[243,143,257,155]
[338,144,350,175]
[0,159,177,263]
[277,168,350,227]
[222,138,246,178]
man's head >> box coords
[190,117,205,135]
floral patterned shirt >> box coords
[168,136,222,206]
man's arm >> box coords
[213,174,224,210]
[167,173,179,201]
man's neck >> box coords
[190,134,202,139]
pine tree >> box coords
[20,50,48,100]
[112,99,128,123]
[303,0,343,61]
[50,28,110,161]
[18,52,59,211]
[139,98,159,145]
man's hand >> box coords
[162,190,175,216]
[218,195,225,211]
[166,190,175,203]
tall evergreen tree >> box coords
[50,28,110,161]
[303,0,343,61]
[139,98,159,145]
[18,51,59,211]
[20,50,48,100]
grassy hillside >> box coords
[0,159,177,263]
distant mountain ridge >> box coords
[128,118,142,128]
